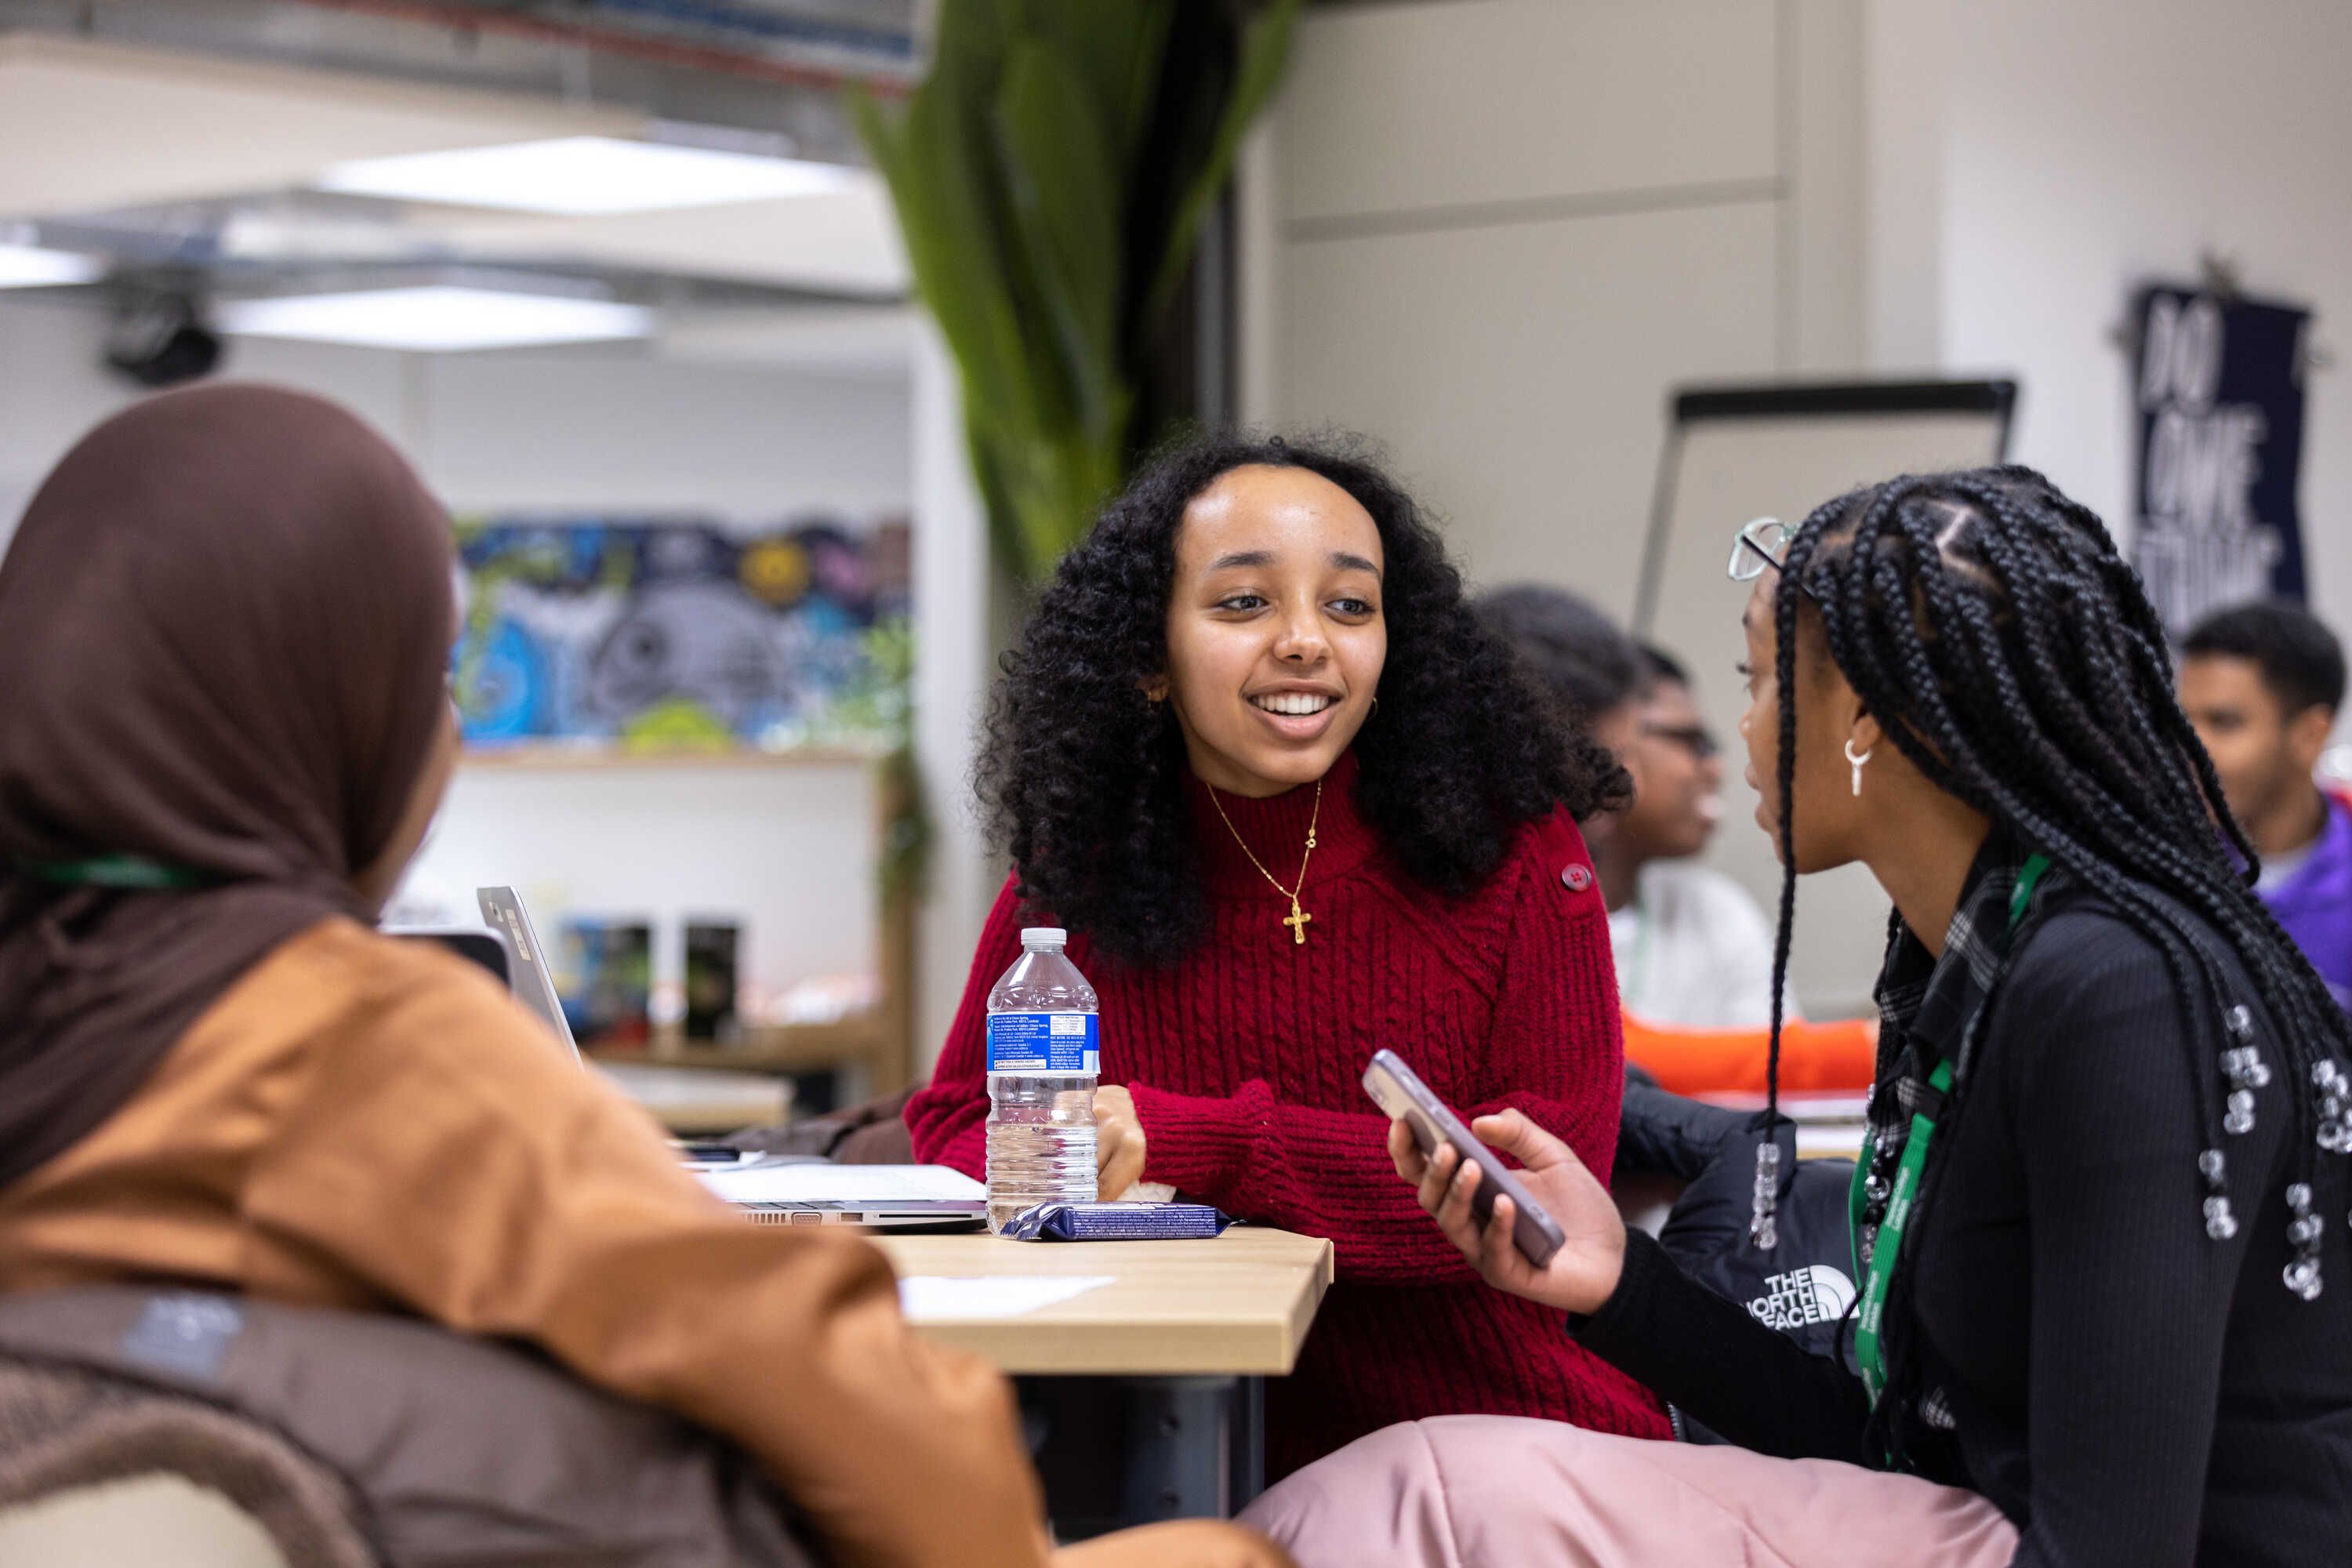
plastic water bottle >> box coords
[985,927,1100,1233]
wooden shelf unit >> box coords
[574,747,920,1100]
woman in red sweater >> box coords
[907,434,1670,1475]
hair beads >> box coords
[2286,1182,2325,1301]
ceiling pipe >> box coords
[275,0,913,97]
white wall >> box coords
[1866,0,2351,628]
[1254,0,2352,644]
[0,293,911,1008]
[403,757,880,1014]
[1246,0,1867,612]
[909,324,1000,1072]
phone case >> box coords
[1363,1048,1566,1269]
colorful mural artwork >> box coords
[450,514,911,753]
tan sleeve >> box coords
[239,957,1047,1568]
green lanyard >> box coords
[1849,852,2049,1405]
[15,855,214,890]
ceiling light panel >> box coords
[314,136,860,216]
[216,286,653,352]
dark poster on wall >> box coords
[2131,283,2313,636]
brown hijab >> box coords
[0,383,456,1185]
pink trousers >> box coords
[1240,1417,2017,1568]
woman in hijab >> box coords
[0,384,1287,1568]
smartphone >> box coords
[1363,1048,1566,1269]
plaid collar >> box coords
[1857,837,2038,1258]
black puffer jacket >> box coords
[1616,1080,1859,1439]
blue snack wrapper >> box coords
[1001,1201,1237,1241]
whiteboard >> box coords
[1632,383,2016,1017]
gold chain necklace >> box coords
[1207,779,1321,946]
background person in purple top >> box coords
[2179,600,2352,1009]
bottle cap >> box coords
[1019,927,1068,949]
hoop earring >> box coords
[1844,739,1874,797]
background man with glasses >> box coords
[1600,640,1798,1028]
[1478,568,1797,1030]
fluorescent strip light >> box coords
[0,242,102,288]
[315,136,860,216]
[217,286,652,352]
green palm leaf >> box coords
[856,1,1299,581]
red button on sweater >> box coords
[907,752,1671,1475]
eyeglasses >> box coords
[1640,722,1719,761]
[1727,517,1792,582]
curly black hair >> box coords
[978,431,1631,965]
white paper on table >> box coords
[1781,1096,1870,1122]
[1795,1123,1870,1160]
[1696,1091,1871,1121]
[898,1275,1113,1322]
[696,1163,985,1205]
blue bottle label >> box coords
[987,1011,1099,1075]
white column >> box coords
[1234,115,1283,428]
[909,321,997,1075]
[1860,0,1953,371]
[1786,0,1867,375]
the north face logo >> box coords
[1748,1265,1857,1331]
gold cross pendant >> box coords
[1283,898,1313,946]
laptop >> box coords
[473,885,986,1232]
[475,886,579,1063]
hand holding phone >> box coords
[1365,1050,1627,1314]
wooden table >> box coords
[872,1226,1332,1377]
[873,1227,1334,1532]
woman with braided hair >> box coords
[1245,466,2352,1566]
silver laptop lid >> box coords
[475,886,580,1063]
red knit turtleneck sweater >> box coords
[906,751,1671,1475]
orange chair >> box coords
[1621,1011,1878,1098]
